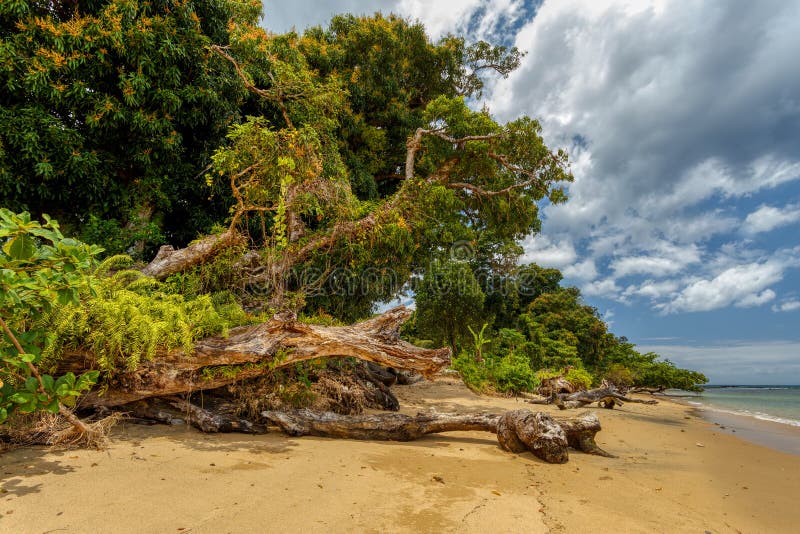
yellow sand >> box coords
[2,378,799,533]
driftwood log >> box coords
[527,386,658,410]
[69,307,449,409]
[128,397,268,434]
[263,408,613,464]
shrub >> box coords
[451,351,489,392]
[491,352,539,394]
[603,363,634,387]
[564,367,594,391]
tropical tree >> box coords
[0,0,255,253]
[414,260,488,352]
[299,14,523,199]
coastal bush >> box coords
[0,210,101,423]
[452,348,539,395]
[563,367,594,390]
[491,352,539,394]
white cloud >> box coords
[743,204,800,235]
[661,260,786,313]
[562,259,597,281]
[772,299,800,313]
[612,256,688,278]
[636,341,800,384]
[519,235,576,268]
[582,278,621,298]
[397,0,529,41]
[736,289,777,308]
[396,0,482,39]
[623,279,680,300]
[483,0,800,309]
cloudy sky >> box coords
[262,0,800,384]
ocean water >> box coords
[676,386,800,428]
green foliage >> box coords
[0,209,101,423]
[414,260,488,352]
[80,214,165,258]
[603,363,635,388]
[451,352,489,392]
[40,272,244,374]
[425,252,706,394]
[452,350,538,395]
[0,0,253,249]
[563,367,594,390]
[491,352,539,394]
[300,14,523,198]
[467,323,492,361]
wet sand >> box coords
[2,378,799,533]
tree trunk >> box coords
[262,408,612,464]
[141,230,240,280]
[73,307,449,408]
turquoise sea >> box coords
[676,386,800,428]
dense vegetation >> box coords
[0,1,705,425]
[408,259,707,394]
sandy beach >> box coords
[2,378,799,533]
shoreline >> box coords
[659,394,800,455]
[692,406,800,455]
[2,378,799,533]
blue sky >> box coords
[262,0,800,384]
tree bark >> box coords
[128,397,267,434]
[262,408,612,464]
[141,230,239,280]
[528,386,659,410]
[73,307,449,408]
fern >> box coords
[39,272,255,375]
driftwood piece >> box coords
[127,397,267,433]
[527,386,659,410]
[496,410,568,463]
[74,307,449,408]
[537,375,576,397]
[562,387,658,409]
[262,408,612,463]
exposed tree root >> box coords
[0,411,121,451]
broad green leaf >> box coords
[8,391,33,404]
[25,376,39,393]
[3,234,36,260]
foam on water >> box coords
[673,385,800,429]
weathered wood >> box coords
[537,375,576,397]
[141,230,239,280]
[562,387,658,409]
[262,408,612,463]
[496,410,568,463]
[527,386,659,410]
[75,307,449,408]
[127,397,267,433]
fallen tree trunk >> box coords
[73,307,449,408]
[262,408,613,463]
[527,386,659,410]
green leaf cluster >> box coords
[0,209,102,423]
